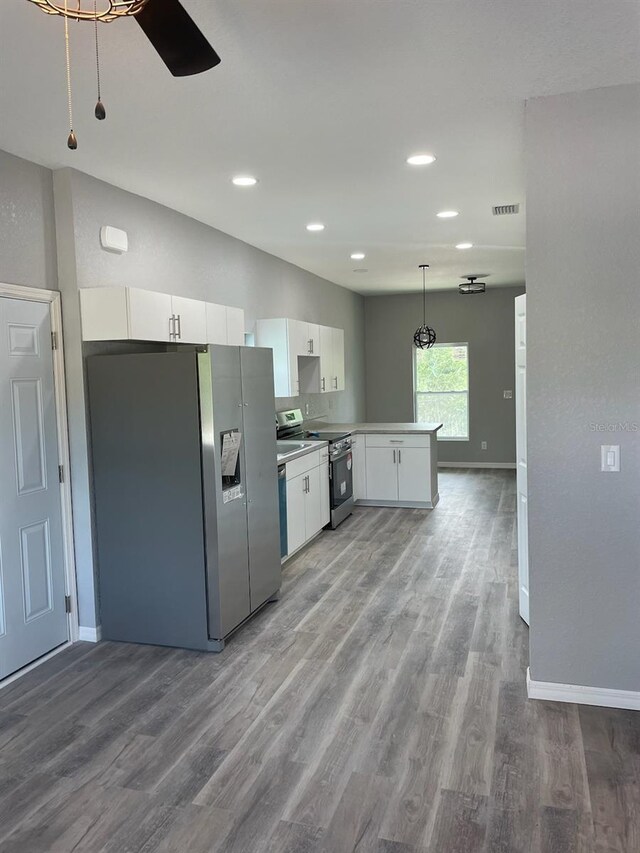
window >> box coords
[414,343,469,439]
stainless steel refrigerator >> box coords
[87,346,281,652]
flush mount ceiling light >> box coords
[25,0,221,150]
[459,275,487,295]
[232,175,258,187]
[306,223,325,232]
[437,210,459,218]
[350,252,366,260]
[407,153,436,166]
[413,264,436,350]
[456,242,473,250]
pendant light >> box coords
[413,264,436,349]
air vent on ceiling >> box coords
[492,203,520,216]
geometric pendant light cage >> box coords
[413,264,437,349]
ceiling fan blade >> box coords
[134,0,221,77]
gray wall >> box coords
[364,286,524,464]
[53,167,365,628]
[526,83,640,691]
[0,150,58,291]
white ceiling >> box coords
[1,0,639,294]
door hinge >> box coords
[58,464,64,483]
[65,595,72,614]
[51,331,58,350]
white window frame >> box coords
[413,342,470,441]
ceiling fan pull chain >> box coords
[94,0,106,120]
[64,0,77,149]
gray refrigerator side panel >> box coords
[87,352,210,650]
[202,346,251,639]
[240,347,282,610]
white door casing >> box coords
[515,294,529,625]
[0,295,70,679]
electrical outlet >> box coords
[481,441,488,451]
[503,390,513,399]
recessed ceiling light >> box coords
[437,210,459,218]
[231,175,258,187]
[350,252,366,260]
[306,223,325,232]
[406,153,436,166]
[456,242,473,250]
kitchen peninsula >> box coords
[313,421,442,509]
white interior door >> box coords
[0,297,68,680]
[515,294,529,625]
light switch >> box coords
[601,445,620,472]
[503,390,513,399]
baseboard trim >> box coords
[438,462,516,469]
[78,625,102,643]
[527,668,640,710]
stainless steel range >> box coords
[276,409,354,529]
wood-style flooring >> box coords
[1,470,638,852]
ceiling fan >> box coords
[26,0,221,147]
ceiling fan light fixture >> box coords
[459,275,486,295]
[26,0,149,22]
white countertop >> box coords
[276,439,328,465]
[308,422,443,436]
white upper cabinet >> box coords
[205,301,227,344]
[80,286,243,346]
[226,306,245,346]
[126,288,173,342]
[332,327,345,391]
[319,325,345,393]
[206,303,245,346]
[256,317,345,398]
[171,295,207,344]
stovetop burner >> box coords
[305,429,351,443]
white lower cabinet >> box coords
[286,474,308,555]
[364,446,398,501]
[360,434,437,506]
[284,449,329,557]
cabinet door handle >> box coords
[322,377,326,392]
[393,449,396,464]
[175,314,182,340]
[333,377,338,389]
[169,315,175,340]
[398,449,402,464]
[389,440,404,444]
